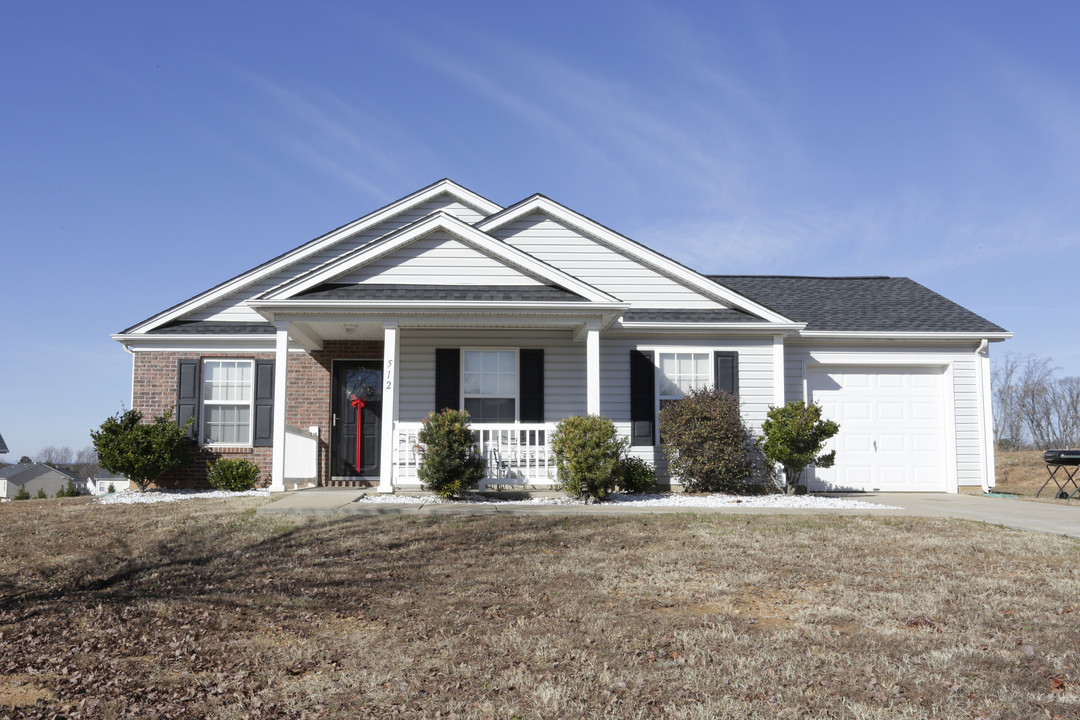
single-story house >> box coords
[0,463,81,500]
[113,180,1010,494]
[86,469,131,495]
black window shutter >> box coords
[434,348,460,412]
[714,351,739,397]
[176,359,200,441]
[519,349,544,422]
[253,359,275,447]
[630,349,655,446]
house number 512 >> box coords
[386,359,393,390]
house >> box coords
[112,180,1010,494]
[86,469,130,495]
[0,432,8,455]
[0,463,81,500]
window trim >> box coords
[460,347,519,423]
[656,350,713,402]
[200,358,256,447]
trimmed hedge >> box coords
[417,409,486,499]
[552,415,626,501]
[206,458,260,492]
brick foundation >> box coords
[131,340,384,488]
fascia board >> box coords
[611,322,805,335]
[124,179,503,334]
[477,196,796,325]
[111,334,289,352]
[796,331,1015,341]
[262,211,619,304]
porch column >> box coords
[586,321,601,415]
[772,335,785,408]
[269,323,290,492]
[378,321,399,493]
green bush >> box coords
[107,482,116,494]
[659,388,761,493]
[91,409,193,492]
[761,401,839,495]
[417,409,486,499]
[616,455,656,494]
[14,486,30,501]
[206,458,261,492]
[36,488,48,499]
[552,415,626,500]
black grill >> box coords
[1044,449,1080,466]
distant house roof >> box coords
[0,432,7,454]
[0,462,78,484]
[709,276,1007,333]
[0,462,31,479]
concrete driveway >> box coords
[257,489,1080,539]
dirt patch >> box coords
[0,675,53,707]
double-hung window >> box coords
[202,359,254,445]
[463,349,517,423]
[658,352,711,400]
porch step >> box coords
[323,479,379,488]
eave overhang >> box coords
[793,331,1015,342]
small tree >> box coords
[659,388,760,493]
[761,401,840,495]
[18,456,32,464]
[551,415,626,501]
[416,409,486,499]
[55,479,80,498]
[14,485,31,500]
[107,482,116,494]
[36,488,48,499]
[91,409,193,492]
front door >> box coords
[331,360,382,479]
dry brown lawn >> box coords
[995,450,1078,501]
[1,497,1078,719]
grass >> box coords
[1,497,1078,719]
[994,450,1077,501]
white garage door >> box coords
[807,366,948,492]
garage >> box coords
[806,365,949,492]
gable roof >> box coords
[476,195,794,324]
[0,432,7,454]
[0,462,78,483]
[123,179,503,334]
[710,276,1009,334]
[255,210,620,305]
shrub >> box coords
[659,388,760,493]
[552,415,626,501]
[206,458,260,491]
[91,409,193,492]
[761,401,840,495]
[36,488,48,499]
[616,455,656,494]
[107,482,116,494]
[14,486,30,501]
[417,409,486,499]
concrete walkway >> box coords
[256,488,1080,539]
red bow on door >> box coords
[350,396,366,469]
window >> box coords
[658,352,711,399]
[202,359,253,444]
[463,349,516,422]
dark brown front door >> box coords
[331,360,382,478]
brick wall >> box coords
[131,340,384,488]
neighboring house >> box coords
[86,469,131,495]
[0,463,80,500]
[112,180,1010,494]
[0,432,8,455]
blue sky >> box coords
[3,1,1078,460]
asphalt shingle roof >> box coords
[0,432,7,454]
[151,322,276,335]
[710,276,1007,333]
[621,308,761,323]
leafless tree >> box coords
[37,445,74,465]
[993,351,1080,449]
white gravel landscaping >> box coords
[355,492,900,510]
[96,489,270,505]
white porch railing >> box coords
[394,422,556,487]
[284,425,319,484]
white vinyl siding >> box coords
[190,196,493,322]
[332,231,544,286]
[397,329,587,422]
[492,212,724,309]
